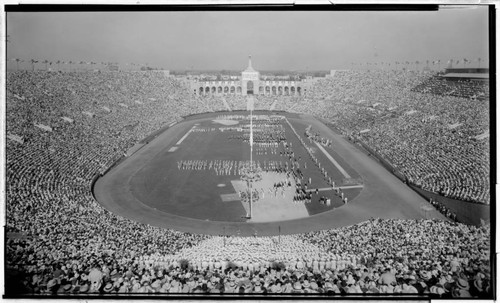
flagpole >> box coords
[249,108,253,219]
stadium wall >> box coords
[407,184,490,226]
[347,136,407,182]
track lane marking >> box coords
[314,141,351,179]
[176,125,196,145]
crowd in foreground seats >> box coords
[301,70,490,204]
[7,219,491,298]
[5,70,491,297]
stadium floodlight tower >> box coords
[240,105,262,219]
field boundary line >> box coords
[314,141,351,179]
[176,125,196,145]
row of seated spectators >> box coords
[412,76,489,101]
[7,218,490,298]
[197,94,304,112]
[300,70,489,204]
[5,70,491,298]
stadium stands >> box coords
[412,76,489,101]
[302,70,490,204]
[5,70,491,297]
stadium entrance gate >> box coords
[247,81,254,95]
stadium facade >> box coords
[190,56,312,96]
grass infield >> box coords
[94,111,448,236]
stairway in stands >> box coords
[221,96,232,111]
[246,95,255,111]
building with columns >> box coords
[190,56,311,96]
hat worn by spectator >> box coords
[63,284,72,292]
[103,283,114,293]
[293,282,302,290]
[302,280,310,288]
[79,284,90,293]
[419,270,432,280]
[270,284,282,293]
[456,278,470,290]
[473,279,484,291]
[47,279,58,290]
[346,275,356,285]
[430,285,446,296]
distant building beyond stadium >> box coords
[190,56,312,96]
[442,67,489,82]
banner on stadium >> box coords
[82,111,95,118]
[474,131,489,140]
[34,123,53,132]
[62,117,74,123]
[7,134,24,144]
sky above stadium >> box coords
[6,6,490,71]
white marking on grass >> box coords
[220,193,240,202]
[314,142,351,179]
[176,126,196,145]
[304,184,364,192]
[212,119,239,126]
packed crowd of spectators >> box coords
[252,95,276,111]
[192,94,230,112]
[5,70,491,297]
[5,70,210,294]
[301,70,490,204]
[412,76,489,101]
[223,95,247,111]
[7,216,491,298]
[428,198,458,221]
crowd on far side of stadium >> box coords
[280,70,489,204]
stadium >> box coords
[4,8,493,299]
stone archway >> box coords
[247,81,254,95]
